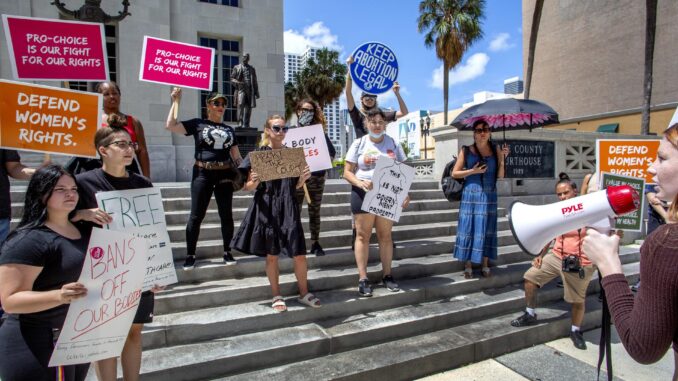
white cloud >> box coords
[429,53,490,89]
[489,33,514,52]
[283,21,342,54]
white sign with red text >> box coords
[283,124,332,172]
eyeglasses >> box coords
[271,125,289,133]
[210,101,226,107]
[107,140,138,150]
[474,127,491,134]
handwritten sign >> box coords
[0,79,101,157]
[349,42,399,95]
[361,157,414,222]
[601,172,646,232]
[283,124,332,172]
[2,15,108,81]
[249,147,307,181]
[596,139,660,184]
[139,36,214,90]
[96,187,177,291]
[49,228,146,367]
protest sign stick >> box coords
[303,184,312,205]
[172,95,180,120]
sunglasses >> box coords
[210,101,226,107]
[474,127,491,134]
[271,125,289,133]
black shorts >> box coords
[133,291,154,324]
[351,186,368,214]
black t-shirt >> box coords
[0,149,20,219]
[0,226,89,327]
[182,118,238,162]
[348,106,397,139]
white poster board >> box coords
[361,157,415,222]
[96,187,178,291]
[49,228,146,366]
[283,124,333,172]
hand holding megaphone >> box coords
[508,185,639,256]
[581,230,623,276]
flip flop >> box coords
[482,267,491,278]
[463,267,473,279]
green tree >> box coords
[417,0,485,125]
[298,48,347,109]
[284,80,303,120]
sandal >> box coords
[463,267,473,279]
[482,267,491,278]
[271,296,287,313]
[298,292,321,308]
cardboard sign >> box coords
[601,172,646,232]
[596,139,660,184]
[361,157,414,222]
[283,124,333,172]
[139,36,214,90]
[2,15,108,81]
[0,79,101,157]
[249,147,307,181]
[349,41,399,95]
[96,187,178,291]
[49,228,146,367]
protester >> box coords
[166,88,243,269]
[98,81,151,177]
[583,123,678,377]
[231,115,319,312]
[71,126,161,381]
[343,108,410,297]
[293,99,336,256]
[451,120,509,278]
[509,173,596,350]
[0,165,90,381]
[646,186,669,235]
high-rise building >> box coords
[503,77,524,95]
[284,47,343,157]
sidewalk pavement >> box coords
[418,327,673,381]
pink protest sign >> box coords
[2,15,108,81]
[139,36,214,90]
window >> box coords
[199,0,239,7]
[67,24,117,91]
[199,37,240,122]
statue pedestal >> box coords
[235,127,260,158]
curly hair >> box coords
[296,98,327,130]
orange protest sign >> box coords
[0,79,101,157]
[596,139,660,184]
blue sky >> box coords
[283,0,523,112]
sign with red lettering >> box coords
[139,36,214,90]
[2,14,108,81]
[49,228,146,367]
[361,157,414,222]
[283,124,333,172]
[96,187,178,291]
[596,139,660,184]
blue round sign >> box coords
[349,41,399,95]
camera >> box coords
[562,255,585,279]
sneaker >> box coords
[382,275,400,292]
[570,330,587,350]
[223,252,237,265]
[358,278,372,297]
[310,241,325,256]
[183,255,196,270]
[510,311,538,327]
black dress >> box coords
[230,147,306,257]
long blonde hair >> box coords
[260,115,285,147]
[665,124,678,222]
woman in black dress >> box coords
[231,115,319,312]
[0,165,90,381]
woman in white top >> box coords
[344,109,410,297]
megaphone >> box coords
[508,185,640,256]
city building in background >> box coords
[504,76,524,95]
[386,110,437,160]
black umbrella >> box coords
[451,98,559,139]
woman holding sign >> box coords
[231,115,319,312]
[71,126,157,381]
[294,99,336,256]
[0,165,90,381]
[166,88,243,269]
[344,109,409,297]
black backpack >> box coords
[440,146,468,202]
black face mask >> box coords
[298,110,314,126]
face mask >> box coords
[369,131,385,139]
[298,110,314,126]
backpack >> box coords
[440,146,468,202]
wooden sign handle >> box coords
[303,184,312,205]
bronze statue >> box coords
[231,53,259,128]
[51,0,131,23]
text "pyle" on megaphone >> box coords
[508,185,639,256]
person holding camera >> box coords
[510,174,595,350]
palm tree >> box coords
[523,0,544,100]
[299,48,346,109]
[640,0,657,135]
[284,81,304,120]
[418,0,485,125]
